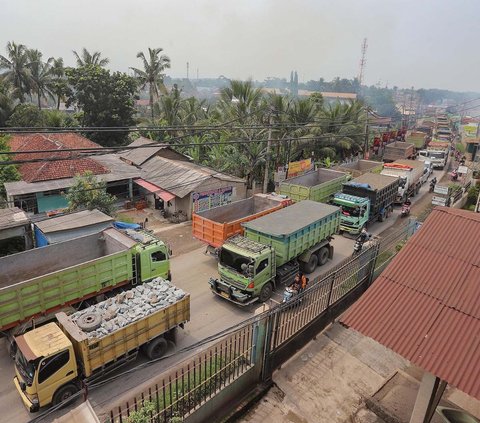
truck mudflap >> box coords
[209,278,258,306]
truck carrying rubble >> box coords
[13,278,190,411]
[382,141,416,162]
[192,193,292,253]
[0,228,171,339]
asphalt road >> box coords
[0,169,444,423]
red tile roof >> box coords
[9,133,110,182]
[341,207,480,400]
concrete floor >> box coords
[0,169,445,423]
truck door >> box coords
[140,246,170,281]
[35,349,77,407]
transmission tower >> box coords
[358,38,368,91]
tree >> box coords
[50,57,68,109]
[130,47,171,120]
[0,135,20,204]
[0,79,14,126]
[0,41,32,102]
[27,49,54,109]
[6,103,45,127]
[72,48,109,67]
[66,171,116,215]
[66,65,138,146]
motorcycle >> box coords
[282,285,298,304]
[353,237,366,254]
[451,170,458,182]
[429,177,437,193]
[401,201,411,218]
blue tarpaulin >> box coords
[113,221,141,230]
[34,226,49,247]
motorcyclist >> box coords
[358,228,371,243]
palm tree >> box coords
[27,49,54,109]
[0,79,14,125]
[72,48,109,67]
[50,57,67,109]
[0,41,32,102]
[130,47,171,120]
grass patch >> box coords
[456,143,465,153]
[115,213,135,223]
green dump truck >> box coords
[209,200,341,305]
[279,168,349,203]
[332,173,399,235]
[0,228,171,343]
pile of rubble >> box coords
[71,278,186,339]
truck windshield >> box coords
[219,248,253,275]
[15,348,35,385]
[430,152,445,159]
[339,205,360,217]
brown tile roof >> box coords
[341,207,480,400]
[9,133,110,183]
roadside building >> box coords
[119,137,246,219]
[4,133,140,215]
[0,207,32,255]
[33,209,113,246]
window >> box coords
[151,250,166,262]
[256,258,269,274]
[38,350,70,384]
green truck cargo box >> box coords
[242,200,341,267]
[279,168,349,203]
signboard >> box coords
[434,185,449,195]
[458,165,468,174]
[192,186,233,213]
[432,196,448,206]
[463,124,478,137]
[286,158,313,178]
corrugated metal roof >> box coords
[120,137,167,166]
[141,156,244,198]
[341,207,480,400]
[0,207,29,230]
[35,209,113,233]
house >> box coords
[0,207,32,255]
[119,138,247,219]
[4,133,141,215]
[33,209,114,246]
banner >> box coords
[192,186,233,213]
[287,158,313,178]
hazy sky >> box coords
[1,0,479,92]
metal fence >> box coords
[105,220,419,423]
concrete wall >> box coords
[36,192,69,213]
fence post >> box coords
[367,242,381,286]
[326,272,336,307]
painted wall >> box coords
[36,193,68,213]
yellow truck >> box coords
[13,280,190,412]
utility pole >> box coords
[364,107,369,159]
[263,112,274,193]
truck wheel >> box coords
[378,210,385,222]
[259,282,273,302]
[76,312,102,332]
[52,383,79,407]
[301,254,318,274]
[317,247,329,266]
[146,337,168,360]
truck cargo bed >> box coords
[192,195,288,248]
[333,160,383,178]
[242,200,340,266]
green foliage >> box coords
[467,184,480,205]
[66,171,116,215]
[66,65,138,146]
[455,142,465,153]
[6,103,45,127]
[0,135,20,202]
[0,79,14,126]
[0,41,32,102]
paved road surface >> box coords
[0,170,443,422]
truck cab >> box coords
[332,193,370,235]
[427,149,448,169]
[210,236,275,305]
[14,323,77,412]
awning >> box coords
[134,179,175,202]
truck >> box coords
[406,131,428,150]
[279,168,349,203]
[209,200,341,305]
[13,279,190,411]
[0,228,171,342]
[332,159,383,178]
[332,173,399,234]
[192,193,292,253]
[382,142,416,162]
[380,160,424,203]
[427,141,450,169]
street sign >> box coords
[458,165,468,174]
[434,185,449,195]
